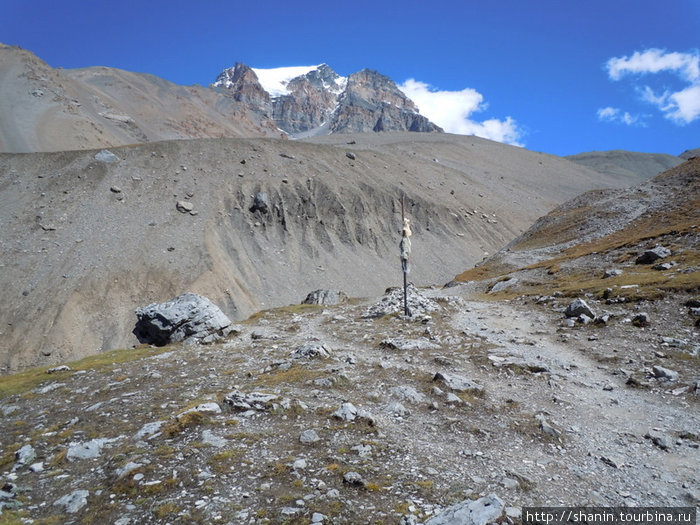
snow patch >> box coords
[325,76,347,95]
[252,65,321,97]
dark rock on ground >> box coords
[636,246,671,264]
[632,312,651,327]
[249,192,269,214]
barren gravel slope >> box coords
[0,44,279,153]
[0,133,634,373]
[565,150,684,183]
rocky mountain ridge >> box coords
[212,63,442,137]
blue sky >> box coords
[3,0,699,156]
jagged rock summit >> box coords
[212,63,443,137]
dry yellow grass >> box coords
[454,161,699,297]
[253,364,327,388]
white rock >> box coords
[134,421,165,441]
[425,494,505,525]
[94,150,119,163]
[54,490,90,513]
[116,461,142,478]
[67,437,120,461]
[14,444,36,466]
[332,402,358,421]
[300,429,321,444]
[390,385,427,403]
[183,402,222,415]
[201,430,227,448]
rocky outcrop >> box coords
[133,293,232,346]
[331,69,442,134]
[636,246,671,264]
[565,298,596,319]
[212,63,271,110]
[272,64,343,134]
[302,289,348,305]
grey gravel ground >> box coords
[0,282,697,524]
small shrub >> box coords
[48,448,68,468]
[154,502,180,519]
[162,411,208,437]
[0,443,21,469]
[416,479,434,492]
[209,449,242,474]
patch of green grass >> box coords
[533,261,699,301]
[48,448,68,468]
[0,510,65,525]
[153,444,176,458]
[0,345,175,400]
[415,479,435,493]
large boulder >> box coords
[302,289,348,305]
[133,293,231,346]
[249,192,269,214]
[425,494,505,525]
[636,246,671,264]
[564,298,596,319]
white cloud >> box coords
[597,107,618,121]
[596,106,646,126]
[399,79,523,146]
[641,84,700,124]
[603,48,700,124]
[606,48,699,82]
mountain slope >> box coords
[565,150,684,184]
[0,45,441,153]
[453,157,700,299]
[0,44,281,153]
[0,132,633,373]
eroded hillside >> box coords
[0,133,633,372]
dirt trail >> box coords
[442,291,698,503]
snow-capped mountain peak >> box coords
[211,62,442,137]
